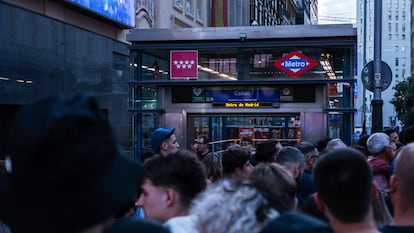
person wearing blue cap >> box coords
[150,127,180,156]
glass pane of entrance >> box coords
[328,113,343,139]
[189,114,300,154]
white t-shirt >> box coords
[164,215,198,233]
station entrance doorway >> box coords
[188,114,301,154]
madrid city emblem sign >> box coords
[273,51,318,77]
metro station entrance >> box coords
[127,25,357,158]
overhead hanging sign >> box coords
[206,87,280,103]
[273,51,318,77]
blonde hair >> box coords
[201,153,222,182]
[191,179,279,233]
[372,188,392,228]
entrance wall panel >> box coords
[302,112,326,144]
[164,112,185,147]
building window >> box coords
[388,33,392,40]
[196,0,203,22]
[395,57,399,67]
[395,45,399,52]
[253,54,273,68]
[186,0,194,16]
[174,0,183,10]
[402,23,405,32]
[388,23,392,32]
[208,58,237,75]
[395,23,398,32]
[402,34,405,40]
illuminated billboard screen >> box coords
[65,0,135,28]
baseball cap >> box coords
[150,127,176,153]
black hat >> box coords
[0,95,143,233]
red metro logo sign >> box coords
[273,51,318,77]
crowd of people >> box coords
[1,93,414,233]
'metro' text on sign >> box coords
[283,59,307,69]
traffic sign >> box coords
[361,61,392,92]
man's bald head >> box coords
[393,143,414,209]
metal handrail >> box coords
[208,138,300,154]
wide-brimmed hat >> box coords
[150,127,175,152]
[0,95,143,233]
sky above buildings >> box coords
[318,0,356,24]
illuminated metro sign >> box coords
[225,102,260,108]
[206,88,279,103]
[273,51,318,77]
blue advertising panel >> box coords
[65,0,135,28]
[206,87,280,103]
